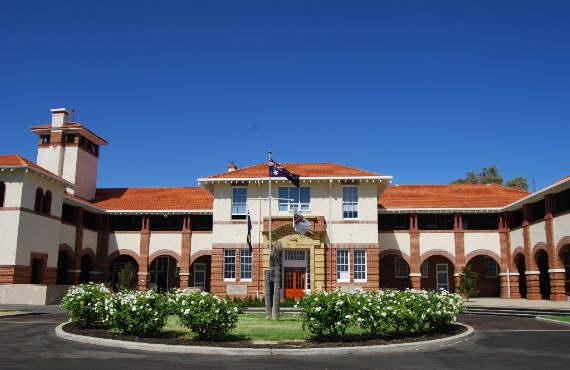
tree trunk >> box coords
[271,261,281,320]
[264,269,272,319]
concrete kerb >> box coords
[535,316,570,327]
[55,322,474,356]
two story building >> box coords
[1,108,569,303]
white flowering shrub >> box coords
[61,283,110,328]
[354,289,464,335]
[104,290,170,336]
[297,291,357,338]
[174,291,239,339]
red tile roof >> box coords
[30,122,108,144]
[92,187,213,210]
[0,154,68,183]
[378,184,529,209]
[206,162,384,179]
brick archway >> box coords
[465,249,501,267]
[419,249,455,266]
[106,249,141,269]
[465,253,501,297]
[513,251,527,298]
[149,249,181,263]
[532,242,548,261]
[58,243,74,257]
[419,251,455,293]
[556,236,570,258]
[189,249,213,266]
[379,249,411,266]
[379,249,411,290]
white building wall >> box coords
[529,221,546,247]
[554,213,570,246]
[60,224,76,249]
[510,227,524,252]
[37,146,64,178]
[62,147,99,200]
[82,229,98,254]
[108,232,140,256]
[464,232,501,260]
[378,232,411,256]
[191,232,213,254]
[16,212,61,268]
[149,233,182,258]
[0,210,20,265]
[20,172,64,218]
[0,171,24,207]
[419,232,455,257]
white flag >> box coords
[293,211,312,235]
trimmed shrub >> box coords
[297,291,357,338]
[61,283,110,328]
[458,265,478,300]
[104,290,170,336]
[175,291,239,339]
[116,262,137,291]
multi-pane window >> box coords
[421,261,429,278]
[336,249,349,281]
[353,250,367,281]
[231,187,247,218]
[342,186,358,219]
[223,249,236,280]
[240,249,252,280]
[278,187,310,213]
[394,256,409,278]
[484,257,499,278]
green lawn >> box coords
[542,315,570,324]
[163,313,364,341]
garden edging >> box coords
[55,321,474,356]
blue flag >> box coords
[246,211,253,252]
[268,159,300,187]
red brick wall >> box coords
[325,245,379,291]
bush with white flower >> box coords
[297,290,358,338]
[61,283,110,328]
[174,291,239,339]
[104,289,170,336]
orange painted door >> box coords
[284,268,306,299]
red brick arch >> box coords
[105,249,140,269]
[79,248,96,259]
[465,249,501,266]
[149,249,181,263]
[532,242,548,261]
[419,249,455,266]
[556,236,570,258]
[58,243,74,257]
[512,246,525,261]
[379,249,411,266]
[190,249,213,265]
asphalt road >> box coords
[0,313,569,369]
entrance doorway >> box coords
[149,255,178,292]
[436,263,449,291]
[194,263,206,291]
[284,267,306,299]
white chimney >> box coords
[227,162,237,172]
[50,108,68,127]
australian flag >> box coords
[268,159,300,187]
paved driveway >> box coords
[0,313,569,369]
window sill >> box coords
[240,279,252,282]
[354,279,367,283]
[336,280,350,283]
[223,279,236,282]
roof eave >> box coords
[198,175,392,184]
[0,165,74,187]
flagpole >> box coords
[268,151,272,255]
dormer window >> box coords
[40,135,50,145]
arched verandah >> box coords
[379,250,410,290]
[56,248,73,285]
[513,252,527,298]
[535,248,551,300]
[420,252,455,293]
[557,238,570,300]
[149,251,180,292]
[109,253,139,291]
[465,253,501,297]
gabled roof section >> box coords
[92,187,213,212]
[0,154,72,186]
[379,184,529,211]
[202,162,388,181]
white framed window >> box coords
[336,249,350,282]
[394,256,409,279]
[223,249,236,280]
[342,186,358,219]
[484,257,499,278]
[231,187,247,218]
[278,187,310,213]
[353,249,367,281]
[421,261,429,279]
[240,249,252,280]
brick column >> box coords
[523,205,541,300]
[499,214,517,298]
[137,217,150,291]
[180,216,192,289]
[70,207,84,284]
[545,195,566,300]
[409,213,421,289]
[94,214,110,283]
[453,213,465,292]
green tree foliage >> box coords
[452,166,528,191]
[458,265,478,300]
[116,262,138,292]
[505,176,529,191]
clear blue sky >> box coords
[1,0,568,190]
